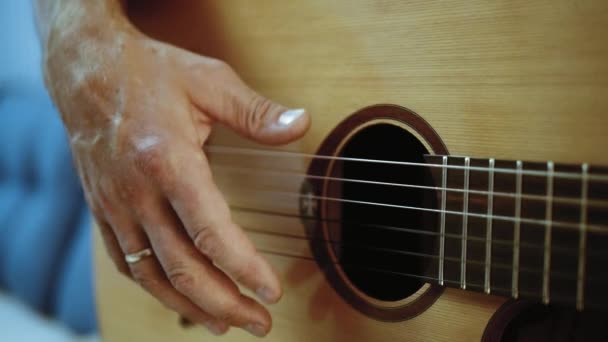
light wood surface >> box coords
[95,1,608,341]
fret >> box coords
[438,156,448,286]
[422,155,608,310]
[512,160,523,299]
[542,161,554,304]
[484,158,495,294]
[576,163,589,311]
[423,155,608,310]
[460,157,470,290]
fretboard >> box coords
[424,155,608,311]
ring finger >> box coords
[103,203,229,335]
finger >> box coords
[94,213,130,277]
[182,57,310,145]
[162,143,282,305]
[103,203,229,335]
[138,198,272,337]
[128,253,229,335]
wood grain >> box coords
[96,1,608,341]
[95,226,506,342]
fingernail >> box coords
[256,286,278,304]
[277,108,306,126]
[244,323,267,337]
[204,321,227,336]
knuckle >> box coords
[131,267,162,292]
[192,226,221,259]
[231,258,256,284]
[190,58,232,81]
[133,145,176,185]
[215,299,241,322]
[206,58,233,75]
[134,146,164,176]
[239,95,274,136]
[167,264,197,294]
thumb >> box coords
[185,59,310,145]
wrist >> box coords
[42,1,136,132]
[44,0,133,56]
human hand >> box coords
[42,5,310,337]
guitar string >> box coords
[257,247,469,285]
[209,147,608,234]
[205,146,608,302]
[234,187,608,292]
[211,164,608,208]
[243,226,589,280]
[224,188,608,233]
[254,248,605,301]
[206,145,608,182]
[216,161,607,256]
[227,184,604,284]
[231,206,608,258]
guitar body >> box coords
[95,1,608,341]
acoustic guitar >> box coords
[95,1,608,341]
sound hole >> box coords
[324,123,437,302]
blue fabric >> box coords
[0,0,97,335]
[0,85,98,335]
[53,211,97,334]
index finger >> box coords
[161,143,282,304]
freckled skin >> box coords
[35,0,310,337]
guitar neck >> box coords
[424,155,608,310]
